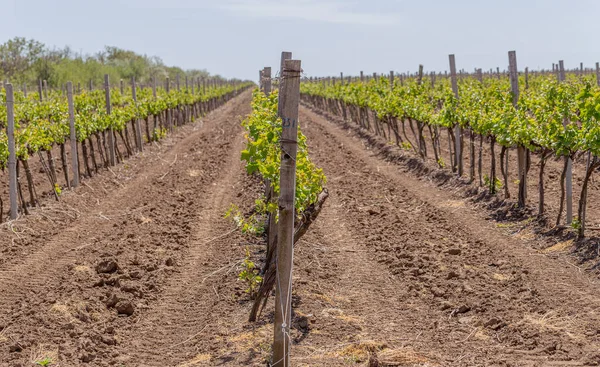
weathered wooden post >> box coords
[120,79,124,94]
[558,60,572,224]
[449,54,462,175]
[132,76,143,152]
[22,83,27,97]
[6,84,18,219]
[168,77,174,131]
[105,74,116,166]
[509,51,526,206]
[273,58,301,367]
[67,82,79,187]
[360,70,364,83]
[389,70,394,89]
[596,62,600,87]
[266,52,291,266]
[263,67,272,95]
[38,79,43,101]
[43,80,48,99]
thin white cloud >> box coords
[217,0,400,26]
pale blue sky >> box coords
[1,0,598,81]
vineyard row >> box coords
[300,52,600,238]
[0,76,252,221]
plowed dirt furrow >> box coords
[113,92,252,366]
[284,105,600,366]
[0,90,253,366]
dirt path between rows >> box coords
[0,90,254,367]
[270,106,600,366]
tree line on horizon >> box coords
[0,37,232,90]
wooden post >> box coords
[43,80,48,99]
[67,82,79,187]
[166,77,172,131]
[38,79,43,101]
[557,60,573,224]
[389,70,394,89]
[596,62,600,87]
[476,68,483,82]
[273,58,301,367]
[120,79,124,94]
[263,67,272,95]
[6,84,18,219]
[580,62,584,76]
[22,83,27,98]
[105,74,116,166]
[449,54,462,176]
[89,79,93,91]
[496,67,500,79]
[525,67,529,89]
[77,82,81,94]
[176,74,180,91]
[132,76,143,152]
[509,51,526,207]
[266,53,291,259]
[431,71,436,87]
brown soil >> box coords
[2,91,600,366]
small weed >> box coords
[400,142,412,151]
[483,174,502,193]
[571,217,581,230]
[35,357,53,366]
[437,157,445,168]
[151,127,168,141]
[225,204,265,235]
[53,184,62,196]
[238,247,262,298]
